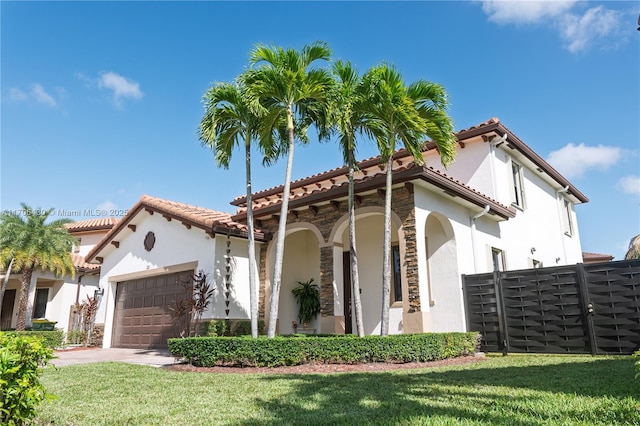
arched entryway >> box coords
[266,223,322,334]
[331,207,404,335]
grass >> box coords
[36,355,640,425]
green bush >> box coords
[204,319,265,337]
[0,331,55,425]
[168,332,479,367]
[634,350,640,379]
[8,330,64,350]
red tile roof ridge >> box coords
[65,217,119,233]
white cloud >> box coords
[7,84,58,107]
[477,1,627,53]
[98,71,143,107]
[30,84,58,107]
[480,0,577,24]
[617,175,640,195]
[559,6,624,53]
[546,143,623,179]
[97,200,117,211]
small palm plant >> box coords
[291,278,321,328]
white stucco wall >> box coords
[278,229,321,334]
[96,211,253,347]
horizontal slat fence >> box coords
[462,260,640,355]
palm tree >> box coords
[363,64,456,336]
[198,78,271,338]
[330,60,384,337]
[0,204,76,330]
[625,234,640,260]
[243,41,333,337]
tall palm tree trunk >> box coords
[381,156,393,335]
[348,148,365,337]
[0,258,14,318]
[16,268,33,331]
[245,140,259,338]
[266,106,295,337]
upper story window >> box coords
[492,248,505,271]
[511,161,526,209]
[562,198,574,236]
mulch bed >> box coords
[165,355,486,374]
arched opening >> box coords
[266,224,322,334]
[424,212,463,331]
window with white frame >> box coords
[511,161,525,209]
[562,198,574,236]
[491,248,505,271]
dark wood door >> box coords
[342,252,352,334]
[112,271,191,349]
[1,289,15,330]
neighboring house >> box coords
[582,252,614,263]
[85,117,589,349]
[0,218,117,332]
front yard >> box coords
[37,355,640,425]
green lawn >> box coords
[37,355,640,425]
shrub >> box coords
[168,332,479,367]
[634,350,640,379]
[203,319,265,337]
[0,331,55,425]
[10,330,64,350]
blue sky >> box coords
[1,1,638,259]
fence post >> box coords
[493,270,510,355]
[576,263,597,355]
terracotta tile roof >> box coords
[582,252,614,262]
[71,254,100,272]
[231,117,587,217]
[65,217,119,233]
[85,195,266,263]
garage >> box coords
[112,271,192,349]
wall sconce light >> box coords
[94,287,105,299]
[555,257,561,264]
[530,247,536,254]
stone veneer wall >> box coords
[256,183,420,323]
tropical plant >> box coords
[291,278,321,327]
[363,64,456,335]
[198,78,270,338]
[171,270,214,337]
[0,204,76,331]
[243,41,334,337]
[80,296,99,346]
[329,60,385,337]
[625,234,640,260]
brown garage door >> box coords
[112,271,192,349]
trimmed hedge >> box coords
[168,332,479,367]
[6,330,64,350]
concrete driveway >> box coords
[52,348,181,367]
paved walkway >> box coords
[52,348,181,367]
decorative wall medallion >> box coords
[144,231,156,251]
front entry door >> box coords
[342,252,353,334]
[1,289,16,330]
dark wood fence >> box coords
[462,260,640,355]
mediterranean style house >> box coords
[0,218,116,332]
[1,118,594,349]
